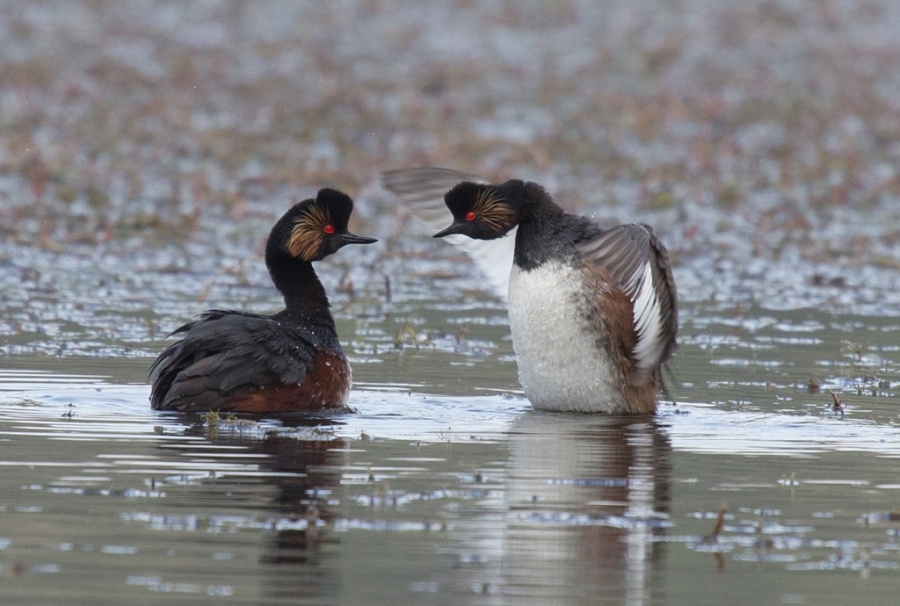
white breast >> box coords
[507,262,627,413]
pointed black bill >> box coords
[341,232,378,245]
[433,222,464,238]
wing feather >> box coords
[577,224,677,384]
[150,311,318,409]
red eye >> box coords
[465,211,476,221]
[323,224,335,234]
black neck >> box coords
[511,182,577,270]
[266,250,335,327]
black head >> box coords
[434,181,519,240]
[271,188,377,262]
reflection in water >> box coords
[160,417,346,603]
[4,372,900,604]
[452,412,671,605]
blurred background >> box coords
[3,1,898,338]
[3,0,900,420]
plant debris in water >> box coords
[0,4,898,411]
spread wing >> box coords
[576,224,677,384]
[149,310,317,410]
[381,167,516,301]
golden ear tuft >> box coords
[286,204,330,261]
[472,188,516,232]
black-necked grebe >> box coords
[383,168,677,414]
[150,188,376,413]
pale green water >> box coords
[1,307,899,605]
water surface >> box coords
[1,348,899,605]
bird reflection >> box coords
[160,415,346,602]
[451,411,671,605]
[249,430,342,566]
